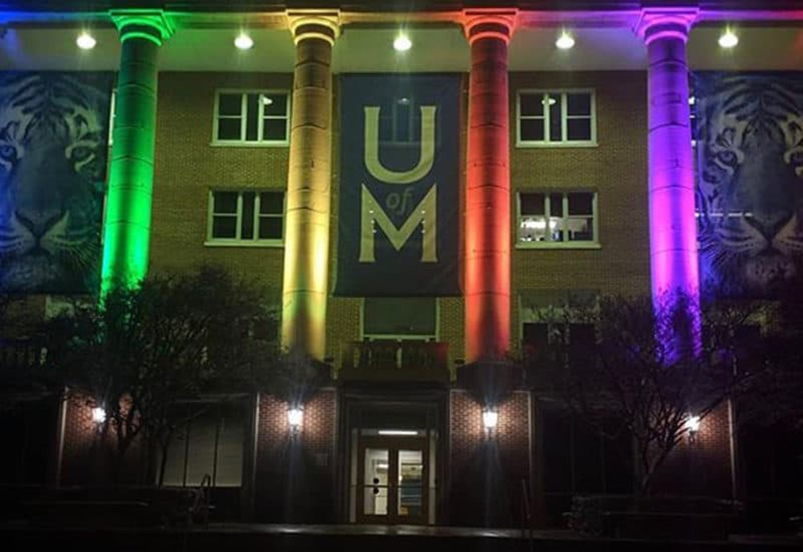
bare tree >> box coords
[528,293,762,496]
[44,265,279,485]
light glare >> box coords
[91,407,106,424]
[393,35,412,52]
[556,32,575,50]
[718,29,738,49]
[76,32,96,50]
[235,33,254,50]
[482,408,498,430]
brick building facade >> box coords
[1,0,801,528]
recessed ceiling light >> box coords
[76,32,96,50]
[718,29,738,49]
[235,33,254,50]
[556,32,575,50]
[393,34,412,52]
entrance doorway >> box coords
[357,436,428,524]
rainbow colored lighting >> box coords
[640,10,701,354]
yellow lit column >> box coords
[281,12,340,360]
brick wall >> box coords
[254,389,337,522]
[150,72,290,293]
[652,402,734,498]
[448,389,531,527]
[509,71,651,343]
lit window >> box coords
[517,191,598,246]
[207,190,284,245]
[379,95,419,144]
[213,90,289,145]
[517,90,596,146]
[362,297,437,340]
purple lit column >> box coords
[637,10,700,350]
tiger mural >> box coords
[0,72,112,293]
[694,73,803,298]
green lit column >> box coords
[101,10,173,293]
[281,12,340,360]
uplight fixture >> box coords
[235,33,254,50]
[91,406,107,424]
[76,32,96,50]
[393,34,412,52]
[482,407,499,434]
[684,415,701,442]
[287,406,303,432]
[556,31,575,50]
[718,28,738,49]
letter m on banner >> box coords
[335,74,460,297]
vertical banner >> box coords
[693,72,803,298]
[335,74,460,296]
[0,72,113,293]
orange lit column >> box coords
[463,11,516,363]
[281,13,339,360]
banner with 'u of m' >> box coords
[334,74,460,296]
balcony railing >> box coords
[339,340,449,382]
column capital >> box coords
[634,7,699,45]
[462,9,518,45]
[109,9,174,46]
[286,10,341,45]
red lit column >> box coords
[463,11,516,363]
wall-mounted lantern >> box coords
[482,407,498,436]
[287,406,304,433]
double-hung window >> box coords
[518,191,598,247]
[207,190,284,245]
[213,90,289,145]
[517,90,596,146]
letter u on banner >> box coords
[364,105,436,184]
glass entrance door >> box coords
[357,437,428,524]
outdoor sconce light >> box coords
[287,407,304,433]
[684,415,701,442]
[482,407,498,436]
[91,406,106,424]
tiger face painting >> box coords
[695,73,803,298]
[0,73,112,293]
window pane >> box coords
[567,118,592,141]
[258,217,283,240]
[241,192,255,239]
[217,118,241,141]
[213,216,237,238]
[520,193,545,215]
[548,94,562,141]
[520,118,544,142]
[568,217,594,241]
[246,94,259,141]
[262,93,287,116]
[186,414,217,487]
[160,422,187,486]
[520,94,544,117]
[395,102,412,142]
[567,93,591,116]
[549,194,564,217]
[364,297,436,336]
[218,94,242,116]
[215,406,244,487]
[568,193,593,215]
[519,215,547,243]
[260,192,283,215]
[262,118,286,141]
[213,192,238,214]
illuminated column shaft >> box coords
[281,16,339,360]
[638,10,700,351]
[101,11,172,292]
[463,13,515,363]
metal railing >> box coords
[339,340,449,382]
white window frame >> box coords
[516,191,600,249]
[516,89,597,148]
[211,89,290,147]
[205,190,285,247]
[360,298,440,341]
